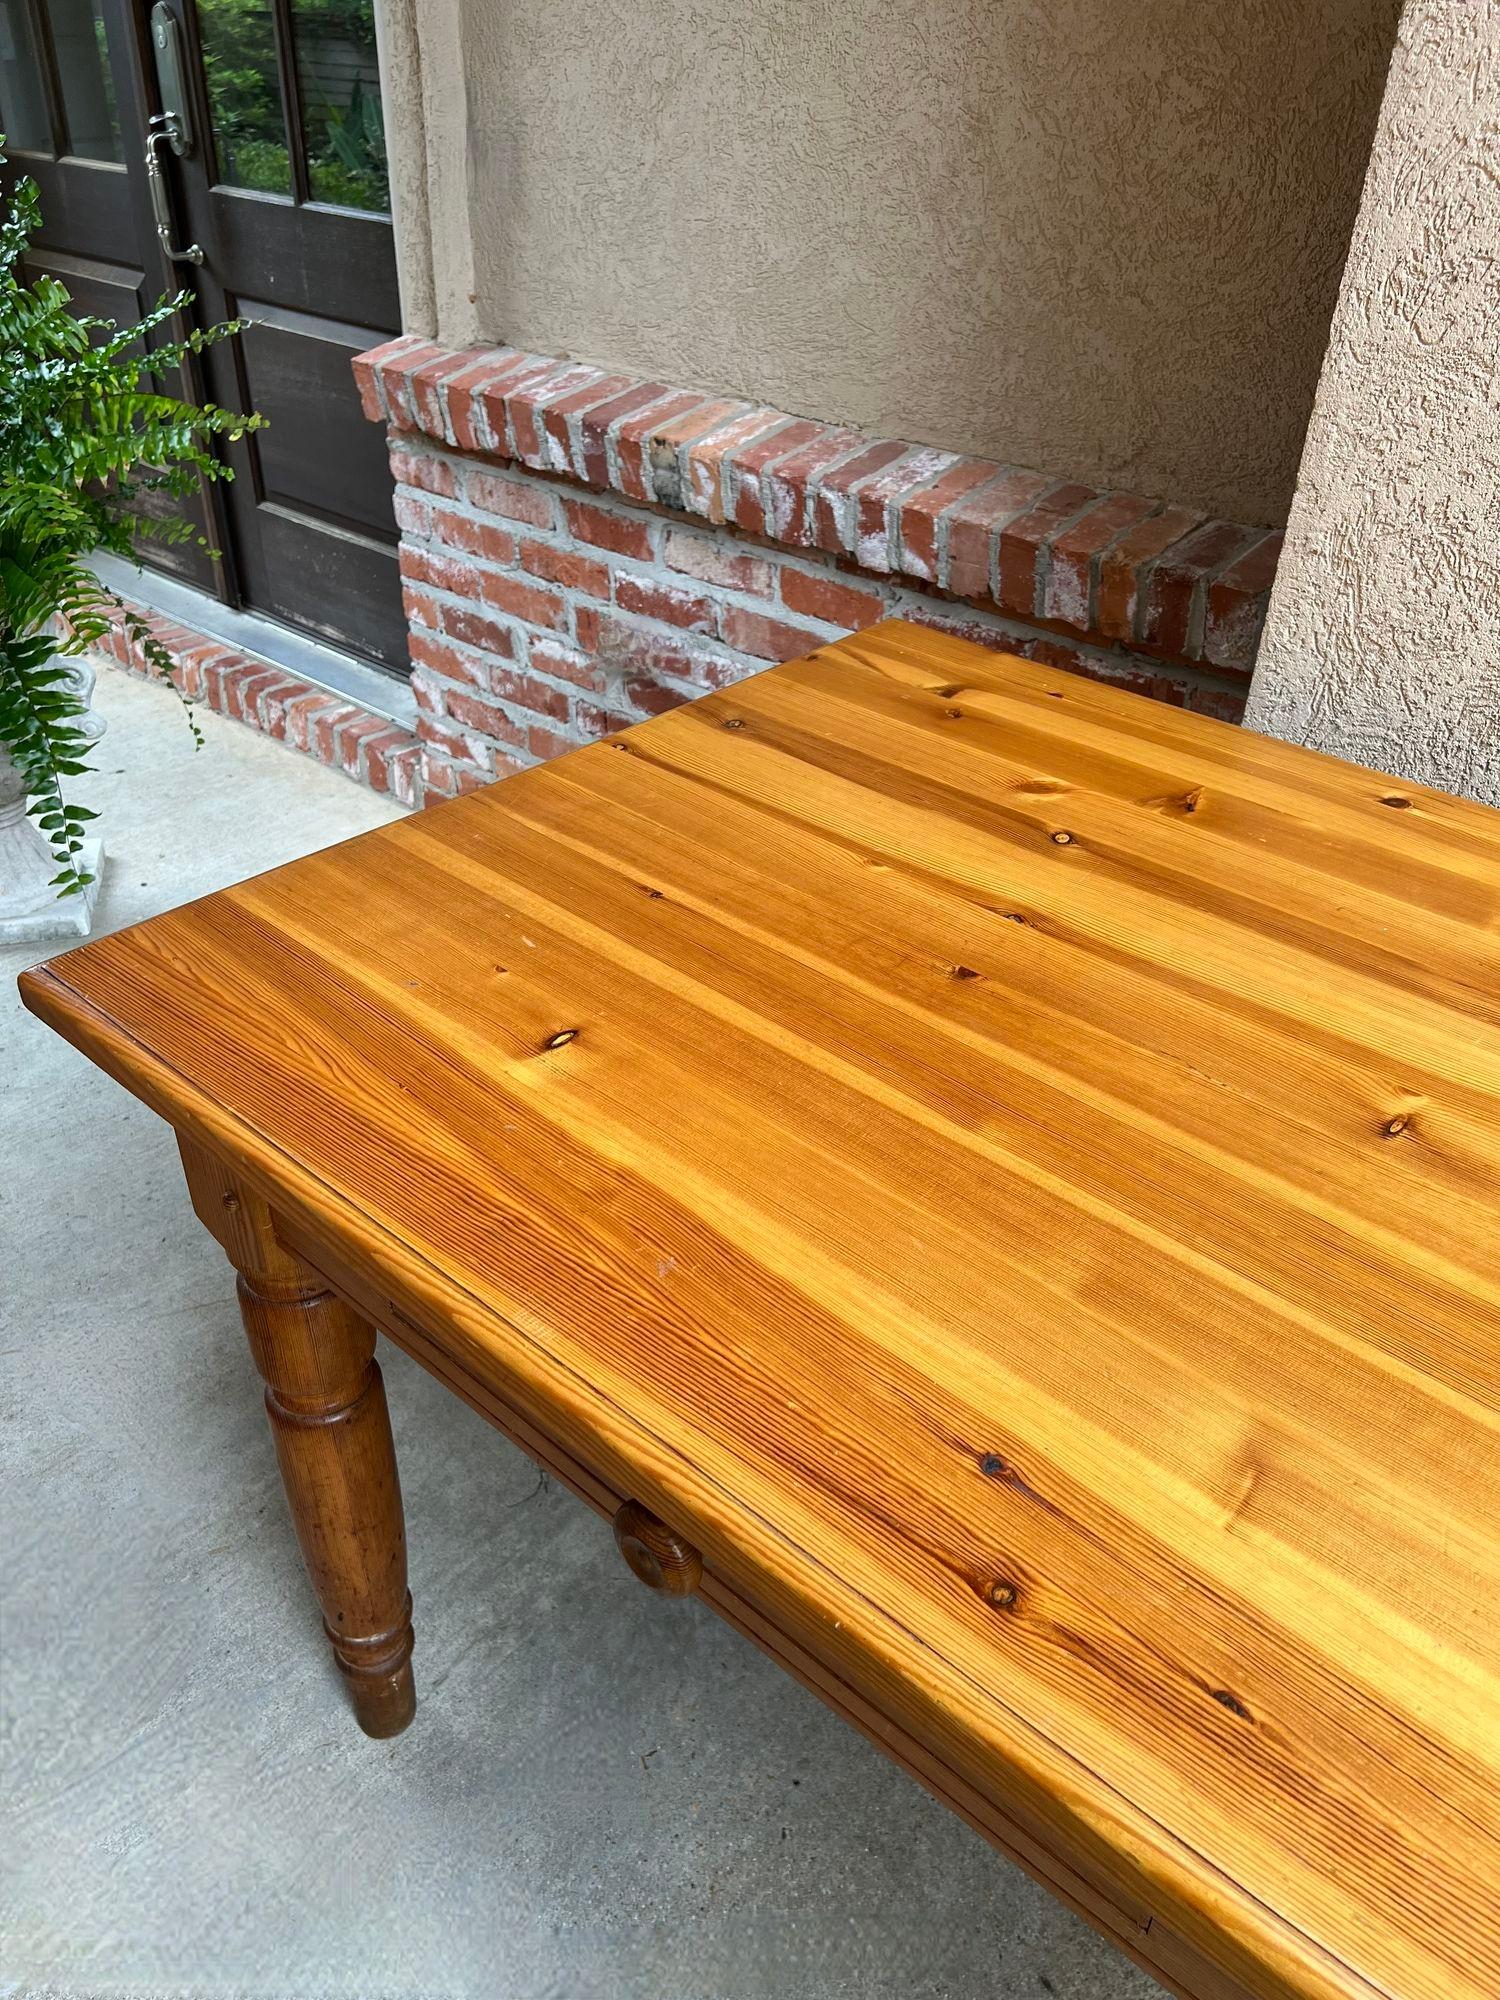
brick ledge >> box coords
[93,597,424,807]
[355,335,1282,681]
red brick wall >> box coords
[359,337,1279,804]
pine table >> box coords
[20,622,1500,2000]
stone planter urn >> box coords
[0,655,105,943]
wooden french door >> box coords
[0,0,406,672]
[1,0,222,592]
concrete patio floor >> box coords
[2,666,1161,2000]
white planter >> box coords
[0,656,106,944]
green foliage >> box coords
[0,153,261,893]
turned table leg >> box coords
[179,1139,416,1737]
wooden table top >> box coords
[22,622,1500,2000]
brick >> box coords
[489,664,570,724]
[662,527,775,599]
[996,482,1098,617]
[614,573,718,634]
[385,742,424,808]
[438,350,527,453]
[416,710,484,762]
[721,606,829,663]
[430,507,518,566]
[518,537,611,599]
[894,458,998,581]
[352,338,405,422]
[540,371,635,477]
[369,338,448,428]
[504,362,596,466]
[402,582,441,631]
[335,712,389,780]
[508,363,610,469]
[389,442,457,498]
[576,606,730,689]
[361,724,418,795]
[941,470,1052,600]
[283,690,336,752]
[409,668,444,714]
[779,566,887,630]
[475,351,562,456]
[1187,684,1249,722]
[682,408,787,522]
[1040,493,1161,631]
[577,382,676,489]
[529,638,607,694]
[853,449,959,573]
[612,390,707,502]
[1022,636,1189,705]
[409,628,487,687]
[572,699,636,738]
[479,570,567,631]
[646,400,750,511]
[393,491,433,538]
[1203,530,1283,673]
[810,440,908,555]
[466,466,555,530]
[1095,506,1203,643]
[254,675,311,737]
[437,600,518,656]
[1139,519,1259,660]
[729,419,825,534]
[420,757,457,801]
[526,721,576,763]
[410,348,490,440]
[312,701,362,766]
[444,688,527,751]
[225,667,282,725]
[902,604,1021,657]
[762,428,865,546]
[399,543,482,597]
[563,498,654,561]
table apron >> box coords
[276,1212,1265,2000]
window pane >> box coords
[0,0,53,151]
[197,0,290,194]
[292,0,386,212]
[47,0,120,161]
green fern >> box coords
[0,149,262,893]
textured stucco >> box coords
[372,0,435,332]
[396,0,1401,523]
[1246,0,1500,803]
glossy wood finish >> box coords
[20,621,1500,2000]
[179,1136,414,1737]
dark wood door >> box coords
[1,0,405,670]
[0,0,221,592]
[165,0,405,668]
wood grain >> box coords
[20,621,1500,2000]
[178,1137,416,1736]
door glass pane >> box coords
[292,0,386,212]
[197,0,290,194]
[47,0,119,160]
[0,0,52,151]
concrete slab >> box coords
[2,668,1161,1999]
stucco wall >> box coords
[395,0,1400,524]
[1245,0,1500,804]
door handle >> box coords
[145,117,203,266]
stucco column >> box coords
[1245,0,1499,805]
[373,0,478,343]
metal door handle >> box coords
[145,118,203,266]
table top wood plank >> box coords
[21,622,1500,2000]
